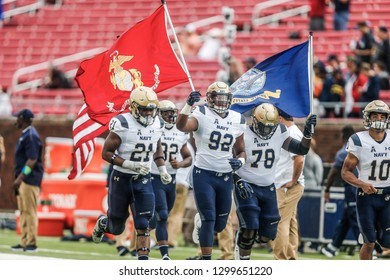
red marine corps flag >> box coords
[68,4,188,179]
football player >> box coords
[234,103,316,260]
[176,81,246,260]
[149,100,193,260]
[92,86,172,260]
[342,100,390,260]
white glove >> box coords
[158,166,172,184]
[122,160,150,175]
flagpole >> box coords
[161,0,196,91]
[308,31,314,116]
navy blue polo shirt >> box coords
[14,126,44,186]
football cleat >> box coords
[92,214,107,243]
[117,246,129,256]
[162,254,171,260]
[192,213,201,245]
[320,244,338,258]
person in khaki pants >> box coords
[272,110,305,260]
[11,109,44,253]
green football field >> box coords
[0,229,361,260]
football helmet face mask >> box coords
[159,100,177,129]
[206,81,232,114]
[129,86,159,126]
[363,100,390,130]
[251,103,279,140]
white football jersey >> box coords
[191,105,246,172]
[109,113,164,174]
[274,124,305,188]
[237,123,289,186]
[151,124,189,175]
[346,131,390,189]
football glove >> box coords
[122,160,150,175]
[228,158,245,171]
[158,166,172,184]
[235,178,254,199]
[303,114,317,138]
[186,91,201,106]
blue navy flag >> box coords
[230,40,311,117]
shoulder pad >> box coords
[350,134,362,147]
[279,122,287,133]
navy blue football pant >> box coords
[356,189,390,248]
[192,166,233,247]
[106,170,155,235]
[234,183,280,240]
[150,173,176,242]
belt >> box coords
[376,188,390,195]
[358,188,390,196]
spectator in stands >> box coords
[373,61,390,90]
[360,62,380,104]
[325,54,342,74]
[243,57,257,71]
[351,21,375,64]
[227,56,245,86]
[320,68,345,118]
[374,26,390,75]
[314,60,327,98]
[344,57,368,118]
[11,109,44,253]
[321,125,360,258]
[309,0,328,31]
[0,133,5,188]
[197,28,223,61]
[44,65,73,89]
[0,86,12,117]
[330,0,351,31]
[177,24,202,58]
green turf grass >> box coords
[0,229,359,260]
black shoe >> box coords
[117,246,130,256]
[11,244,24,251]
[186,255,202,260]
[24,245,38,252]
[130,249,137,257]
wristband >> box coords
[22,165,32,176]
[154,156,164,161]
[122,160,133,169]
[158,165,168,174]
[180,103,192,115]
[238,157,246,165]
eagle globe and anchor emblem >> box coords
[106,50,161,113]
